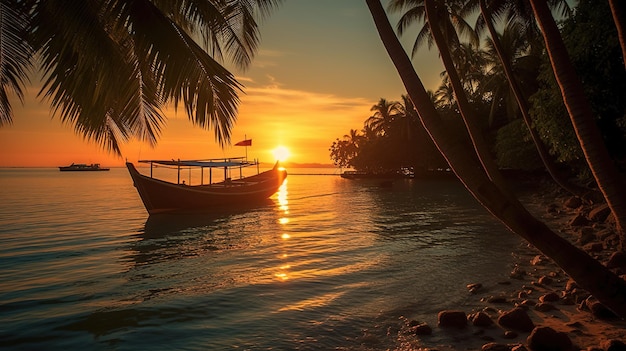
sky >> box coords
[0,0,444,168]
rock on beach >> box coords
[408,184,626,351]
[527,326,573,351]
[437,310,467,329]
[498,307,535,332]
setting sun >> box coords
[272,145,291,162]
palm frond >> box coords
[172,0,282,70]
[124,0,243,146]
[28,0,284,154]
[0,0,33,126]
[31,0,163,155]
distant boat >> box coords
[126,158,287,215]
[59,163,110,172]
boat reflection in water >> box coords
[142,200,275,237]
[129,180,290,274]
[131,199,277,266]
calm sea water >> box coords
[0,167,522,350]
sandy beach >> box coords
[400,181,626,351]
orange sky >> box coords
[0,0,443,168]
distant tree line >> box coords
[329,95,449,173]
[331,0,626,181]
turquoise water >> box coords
[0,168,521,350]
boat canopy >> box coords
[136,157,261,186]
[138,158,255,168]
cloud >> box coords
[250,48,288,69]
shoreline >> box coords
[403,181,626,350]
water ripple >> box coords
[0,169,521,350]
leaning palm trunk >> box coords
[424,0,512,199]
[365,0,626,318]
[609,0,626,70]
[478,0,583,197]
[529,0,626,250]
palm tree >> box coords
[471,0,571,55]
[389,0,512,196]
[609,0,626,69]
[395,94,420,140]
[365,98,401,136]
[449,42,488,98]
[330,128,368,168]
[529,0,626,249]
[396,93,445,171]
[422,0,512,197]
[389,0,477,58]
[433,78,456,109]
[0,0,281,154]
[480,20,533,126]
[366,0,626,318]
[477,2,583,196]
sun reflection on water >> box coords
[277,181,288,213]
[275,180,291,281]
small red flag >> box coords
[235,139,252,146]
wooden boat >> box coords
[59,163,110,171]
[126,158,287,214]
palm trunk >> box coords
[529,0,626,250]
[609,0,626,70]
[424,0,512,199]
[478,0,584,197]
[365,0,626,317]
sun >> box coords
[272,145,291,162]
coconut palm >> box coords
[0,0,281,154]
[366,0,626,318]
[395,94,420,139]
[475,0,582,196]
[433,78,456,109]
[365,98,401,136]
[389,0,477,58]
[480,19,535,126]
[421,0,512,196]
[389,0,511,196]
[449,42,488,99]
[529,0,626,249]
[471,0,571,53]
[396,93,446,171]
[609,0,626,69]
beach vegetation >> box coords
[365,0,626,317]
[329,95,448,173]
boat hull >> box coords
[126,162,287,214]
